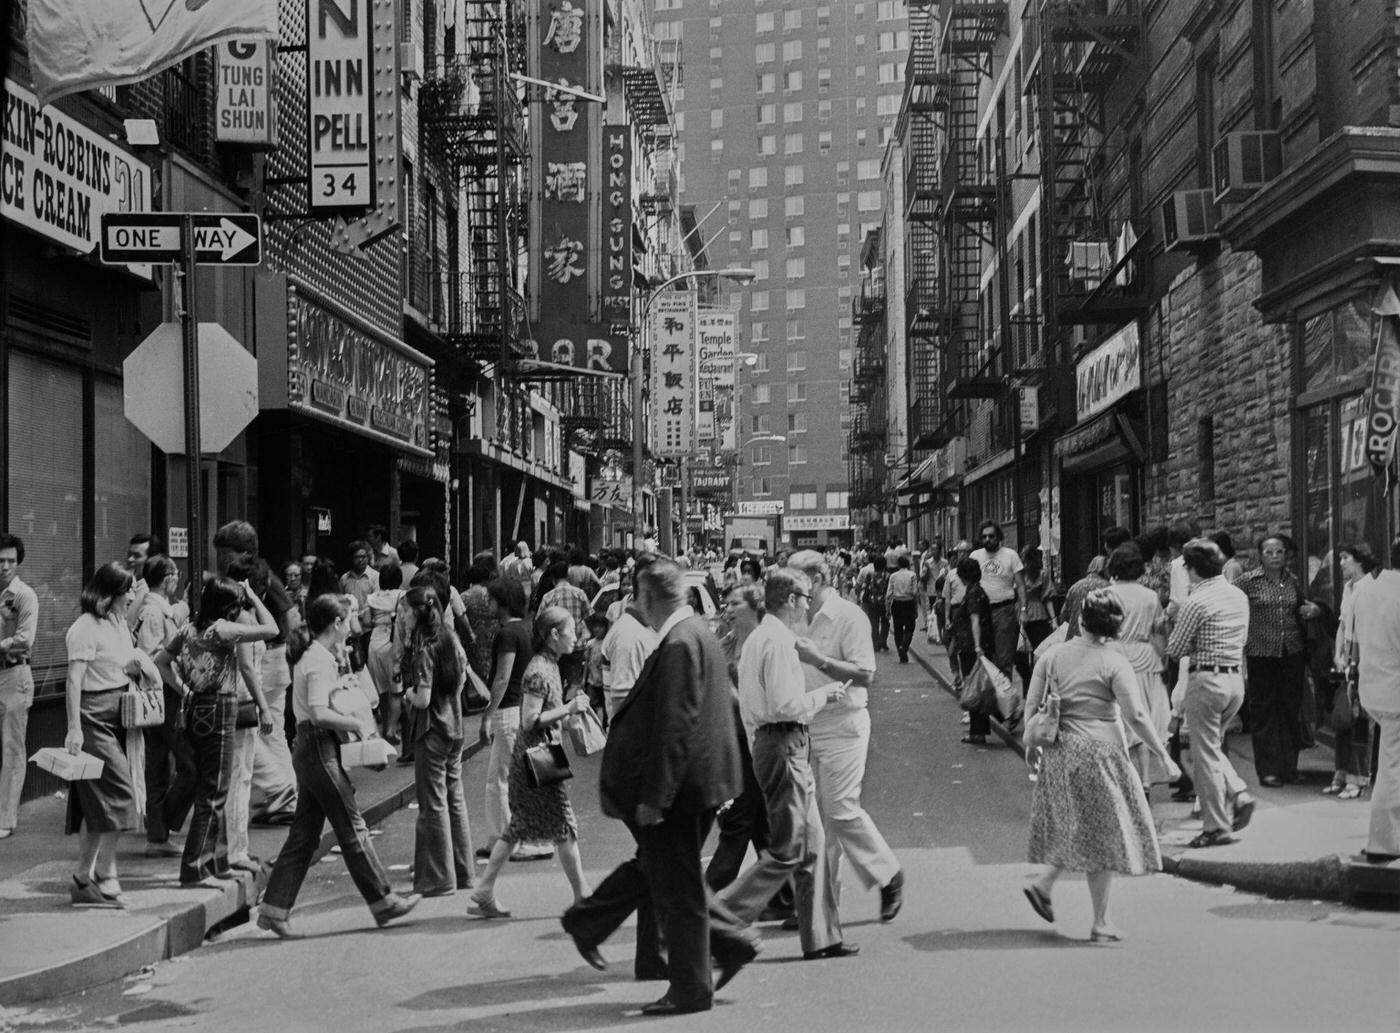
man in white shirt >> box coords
[788,549,905,923]
[366,525,399,569]
[969,521,1026,678]
[601,557,661,721]
[0,534,37,839]
[721,569,854,960]
[1350,538,1400,862]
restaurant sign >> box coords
[1076,321,1141,421]
[285,285,433,457]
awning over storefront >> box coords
[1056,407,1146,475]
[895,456,936,503]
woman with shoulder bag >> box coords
[224,558,279,873]
[63,563,162,907]
[469,606,592,918]
[1022,590,1174,943]
[400,585,476,896]
[257,595,420,937]
[153,577,278,886]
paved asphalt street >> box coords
[3,644,1398,1033]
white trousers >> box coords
[226,725,256,863]
[1368,707,1400,857]
[483,706,520,844]
[808,707,900,895]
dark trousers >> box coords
[863,602,889,650]
[412,728,475,895]
[1014,619,1053,694]
[706,724,794,913]
[262,725,395,919]
[987,602,1019,675]
[180,695,235,883]
[564,810,754,1002]
[890,599,918,659]
[1247,652,1307,781]
[144,685,196,843]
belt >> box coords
[0,657,29,669]
[1194,663,1241,674]
[757,721,807,734]
[988,599,1017,608]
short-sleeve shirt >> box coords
[261,573,295,645]
[169,621,241,696]
[970,546,1023,604]
[292,640,340,723]
[132,592,179,656]
[489,619,534,710]
[803,592,877,712]
[64,613,139,692]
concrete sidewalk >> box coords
[909,640,1399,908]
[0,750,430,1005]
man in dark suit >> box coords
[567,558,758,1015]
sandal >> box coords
[1186,829,1235,849]
[71,875,125,908]
[467,892,512,919]
[1337,784,1362,800]
[1322,779,1345,795]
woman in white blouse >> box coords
[64,563,160,908]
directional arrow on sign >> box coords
[193,218,258,262]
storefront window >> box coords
[7,353,85,695]
[1334,299,1373,380]
[93,379,151,573]
[1301,313,1333,393]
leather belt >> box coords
[757,721,807,734]
[1194,663,1240,674]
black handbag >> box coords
[523,741,573,788]
[235,700,260,729]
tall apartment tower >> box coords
[654,0,910,550]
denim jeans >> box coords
[180,694,236,882]
[261,725,396,920]
[413,727,475,894]
[144,684,196,843]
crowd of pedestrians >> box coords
[0,515,1395,1014]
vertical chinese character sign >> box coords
[651,292,697,456]
[526,0,625,373]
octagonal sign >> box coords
[123,322,259,455]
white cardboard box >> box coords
[30,747,104,781]
[340,738,397,768]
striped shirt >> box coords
[1166,575,1249,667]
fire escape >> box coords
[937,3,1007,402]
[420,1,529,368]
[848,264,888,515]
[902,1,949,450]
[1029,0,1144,349]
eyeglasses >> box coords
[792,591,811,601]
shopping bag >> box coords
[958,659,997,715]
[119,686,165,728]
[565,704,608,757]
[982,656,1021,721]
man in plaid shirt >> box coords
[542,560,592,696]
[1167,538,1257,848]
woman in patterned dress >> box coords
[1021,589,1175,943]
[468,606,592,918]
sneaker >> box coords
[0,828,13,840]
[375,893,422,927]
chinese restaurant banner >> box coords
[650,292,697,457]
[526,0,625,373]
[697,307,737,387]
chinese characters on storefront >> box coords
[650,292,697,457]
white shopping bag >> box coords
[981,656,1021,721]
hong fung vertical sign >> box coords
[602,125,633,322]
[651,292,697,456]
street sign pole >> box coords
[179,214,203,606]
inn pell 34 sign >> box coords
[306,0,375,212]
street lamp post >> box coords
[631,267,754,545]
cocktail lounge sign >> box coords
[287,288,433,456]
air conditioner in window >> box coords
[399,41,424,82]
[1160,189,1220,251]
[1212,131,1282,203]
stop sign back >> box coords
[123,322,259,454]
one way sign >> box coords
[99,213,262,266]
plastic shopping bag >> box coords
[982,656,1022,722]
[958,659,998,715]
[565,703,608,756]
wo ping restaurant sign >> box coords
[286,288,433,457]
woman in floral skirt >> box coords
[1021,589,1175,943]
